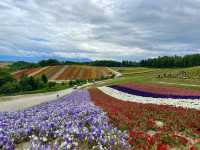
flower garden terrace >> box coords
[0,82,200,150]
[88,84,200,150]
[0,90,129,150]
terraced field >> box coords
[13,65,114,81]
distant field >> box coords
[103,66,200,90]
[0,62,12,68]
[112,67,160,76]
[13,65,114,81]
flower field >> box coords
[0,90,129,149]
[99,86,200,110]
[113,83,200,97]
[13,65,114,81]
[109,85,200,99]
[89,88,200,150]
[1,81,200,149]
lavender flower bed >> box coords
[110,85,200,99]
[0,90,129,150]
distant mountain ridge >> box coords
[0,55,92,63]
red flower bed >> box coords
[89,88,200,149]
[119,83,200,96]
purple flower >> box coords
[0,90,129,149]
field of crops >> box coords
[1,82,200,149]
[13,65,114,81]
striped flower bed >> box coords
[114,83,200,97]
[100,86,200,110]
[89,88,200,150]
[110,84,200,99]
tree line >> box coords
[8,53,200,69]
[140,54,200,68]
[8,59,140,70]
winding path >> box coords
[0,83,94,112]
[106,67,122,77]
[0,88,75,112]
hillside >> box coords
[0,62,12,68]
[13,65,114,81]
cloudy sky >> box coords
[0,0,200,62]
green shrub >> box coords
[18,75,44,91]
[48,82,56,88]
[0,70,14,87]
[0,82,19,94]
[41,74,48,84]
[69,80,87,87]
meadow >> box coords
[102,66,200,90]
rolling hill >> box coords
[0,62,12,68]
[13,65,114,81]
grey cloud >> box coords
[0,0,200,61]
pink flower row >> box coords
[118,83,200,96]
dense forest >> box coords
[7,53,200,70]
[93,54,200,68]
[140,54,200,68]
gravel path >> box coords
[0,78,115,112]
[106,67,122,77]
[0,88,75,112]
[0,83,95,112]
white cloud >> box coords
[0,0,200,61]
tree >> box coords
[0,70,14,87]
[38,59,61,66]
[48,82,56,88]
[0,82,19,94]
[19,75,33,91]
[9,61,37,71]
[41,74,48,84]
[139,54,200,68]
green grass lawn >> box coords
[103,66,200,90]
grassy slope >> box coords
[101,66,200,90]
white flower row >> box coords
[98,87,200,110]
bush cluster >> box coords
[0,70,56,95]
[69,80,87,87]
